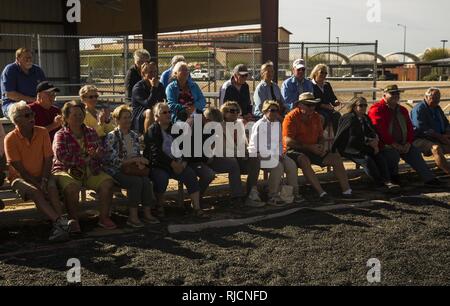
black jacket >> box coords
[332,112,378,157]
[131,79,166,133]
[143,122,177,172]
[313,81,338,114]
[220,79,252,115]
[124,65,141,101]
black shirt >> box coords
[124,65,142,101]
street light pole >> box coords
[397,24,407,63]
[326,17,331,65]
[441,39,448,53]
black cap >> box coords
[36,81,60,93]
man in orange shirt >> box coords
[4,101,69,242]
[283,92,352,202]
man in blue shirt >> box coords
[1,48,46,119]
[411,87,450,174]
[281,59,314,111]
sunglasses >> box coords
[239,74,249,78]
[357,104,368,108]
[296,68,306,72]
[160,111,171,115]
[268,108,279,113]
[86,95,99,99]
[302,103,316,108]
[227,109,239,114]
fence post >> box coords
[213,42,217,96]
[301,42,304,59]
[373,40,378,101]
[252,47,256,91]
[37,34,42,67]
[124,35,129,77]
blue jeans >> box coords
[380,146,435,182]
[151,162,215,195]
[346,153,391,183]
[113,172,154,208]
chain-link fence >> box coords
[0,33,378,101]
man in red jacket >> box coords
[368,85,442,186]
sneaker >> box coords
[248,187,262,202]
[68,219,82,234]
[49,222,70,242]
[126,219,145,228]
[267,195,288,207]
[56,216,70,232]
[293,194,306,204]
[245,197,266,208]
[384,181,400,190]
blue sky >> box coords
[279,0,449,55]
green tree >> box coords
[422,48,449,62]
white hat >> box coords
[292,59,306,69]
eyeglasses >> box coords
[86,95,99,99]
[20,112,35,119]
[227,109,239,114]
[268,108,279,113]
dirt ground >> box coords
[0,168,449,286]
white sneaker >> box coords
[248,187,262,202]
[267,195,288,207]
[245,197,266,208]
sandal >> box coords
[142,215,160,224]
[98,218,118,230]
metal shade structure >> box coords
[77,0,261,35]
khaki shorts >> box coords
[11,176,57,201]
[53,170,112,192]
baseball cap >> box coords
[36,81,60,93]
[292,59,306,69]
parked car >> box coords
[191,69,213,81]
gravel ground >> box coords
[0,171,449,286]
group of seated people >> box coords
[0,47,449,244]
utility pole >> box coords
[397,24,407,63]
[326,17,331,65]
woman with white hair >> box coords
[166,61,206,122]
[310,63,341,134]
[125,49,151,101]
[160,55,186,88]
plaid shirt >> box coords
[52,125,104,174]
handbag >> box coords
[120,162,150,177]
[115,129,150,177]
